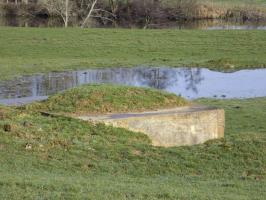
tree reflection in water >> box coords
[0,67,203,100]
[1,67,266,105]
[181,68,204,94]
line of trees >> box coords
[0,0,119,27]
[42,0,170,28]
[2,0,265,26]
[0,0,206,28]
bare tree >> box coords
[22,0,28,4]
[80,0,115,28]
[81,0,97,28]
[42,0,115,28]
[44,0,72,27]
[108,0,119,14]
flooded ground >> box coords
[1,16,266,30]
[1,67,266,105]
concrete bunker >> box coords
[78,105,225,147]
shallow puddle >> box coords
[1,67,266,105]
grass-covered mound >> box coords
[26,84,188,115]
[0,98,266,199]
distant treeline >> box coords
[0,0,266,25]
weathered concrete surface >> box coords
[78,106,225,147]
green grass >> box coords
[0,28,266,80]
[206,0,266,5]
[0,96,265,199]
[0,24,265,199]
[26,84,187,115]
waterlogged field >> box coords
[0,28,266,80]
[0,96,265,199]
[0,25,266,199]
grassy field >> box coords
[0,28,266,80]
[0,22,265,199]
[207,0,266,5]
[0,93,265,199]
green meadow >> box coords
[0,28,266,80]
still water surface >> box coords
[0,67,266,105]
